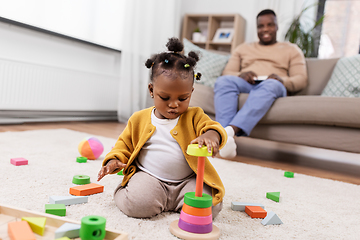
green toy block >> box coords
[284,171,294,178]
[45,204,66,216]
[266,192,280,202]
[72,175,91,185]
[76,157,88,163]
[117,169,124,176]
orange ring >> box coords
[182,203,211,217]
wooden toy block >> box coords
[21,217,46,236]
[72,175,90,185]
[261,211,283,225]
[284,171,294,178]
[76,156,87,163]
[45,204,66,216]
[231,202,265,211]
[55,222,81,239]
[245,206,267,218]
[266,192,280,202]
[49,195,88,205]
[69,183,104,196]
[181,203,212,217]
[8,221,36,240]
[10,158,28,166]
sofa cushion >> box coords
[297,58,339,96]
[183,38,230,88]
[321,55,360,97]
[239,95,360,128]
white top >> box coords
[136,109,194,183]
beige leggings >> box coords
[113,171,223,218]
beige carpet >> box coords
[0,129,359,239]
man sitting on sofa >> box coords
[214,9,308,158]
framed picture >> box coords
[212,28,234,43]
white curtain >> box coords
[117,0,180,122]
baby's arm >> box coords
[190,130,221,157]
[97,159,127,181]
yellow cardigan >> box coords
[102,106,227,206]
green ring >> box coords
[184,192,212,208]
[72,175,90,185]
[77,156,88,163]
[80,215,106,240]
[186,144,212,157]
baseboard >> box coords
[0,110,117,124]
[235,137,360,176]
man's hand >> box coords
[239,71,257,84]
[190,130,220,157]
[267,74,284,84]
[97,159,127,181]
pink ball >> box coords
[78,137,104,160]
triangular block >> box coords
[231,202,265,211]
[55,222,81,238]
[49,196,88,205]
[21,217,46,236]
[261,211,283,225]
[266,192,280,202]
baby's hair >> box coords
[145,37,202,82]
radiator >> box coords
[0,58,119,123]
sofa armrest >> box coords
[296,58,339,96]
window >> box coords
[318,0,360,58]
[0,0,125,50]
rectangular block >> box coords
[10,158,28,166]
[69,183,104,196]
[45,204,66,216]
[245,206,267,218]
[231,202,265,211]
[8,221,36,240]
[49,196,88,205]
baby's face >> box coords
[149,72,194,119]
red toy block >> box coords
[10,158,28,166]
[69,183,104,196]
[245,206,267,218]
[8,221,36,240]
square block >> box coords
[69,183,104,196]
[8,221,36,240]
[245,206,267,218]
[45,204,66,216]
[10,158,28,166]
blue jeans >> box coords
[214,75,287,136]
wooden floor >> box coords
[1,121,359,185]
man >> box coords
[214,9,308,158]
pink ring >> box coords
[180,210,212,225]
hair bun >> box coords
[166,37,183,52]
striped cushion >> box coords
[321,55,360,97]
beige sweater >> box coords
[223,42,308,92]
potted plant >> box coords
[285,4,325,58]
[192,27,202,42]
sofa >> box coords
[189,57,360,157]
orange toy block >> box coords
[8,221,36,240]
[245,206,267,219]
[69,183,104,196]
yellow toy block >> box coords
[21,217,46,236]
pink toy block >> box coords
[10,158,28,166]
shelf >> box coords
[182,13,246,53]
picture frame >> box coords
[212,28,234,43]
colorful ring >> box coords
[184,192,212,208]
[178,218,212,234]
[182,203,212,217]
[180,210,212,225]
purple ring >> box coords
[178,218,212,234]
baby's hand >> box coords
[97,159,127,181]
[190,130,220,157]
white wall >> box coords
[179,0,317,43]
